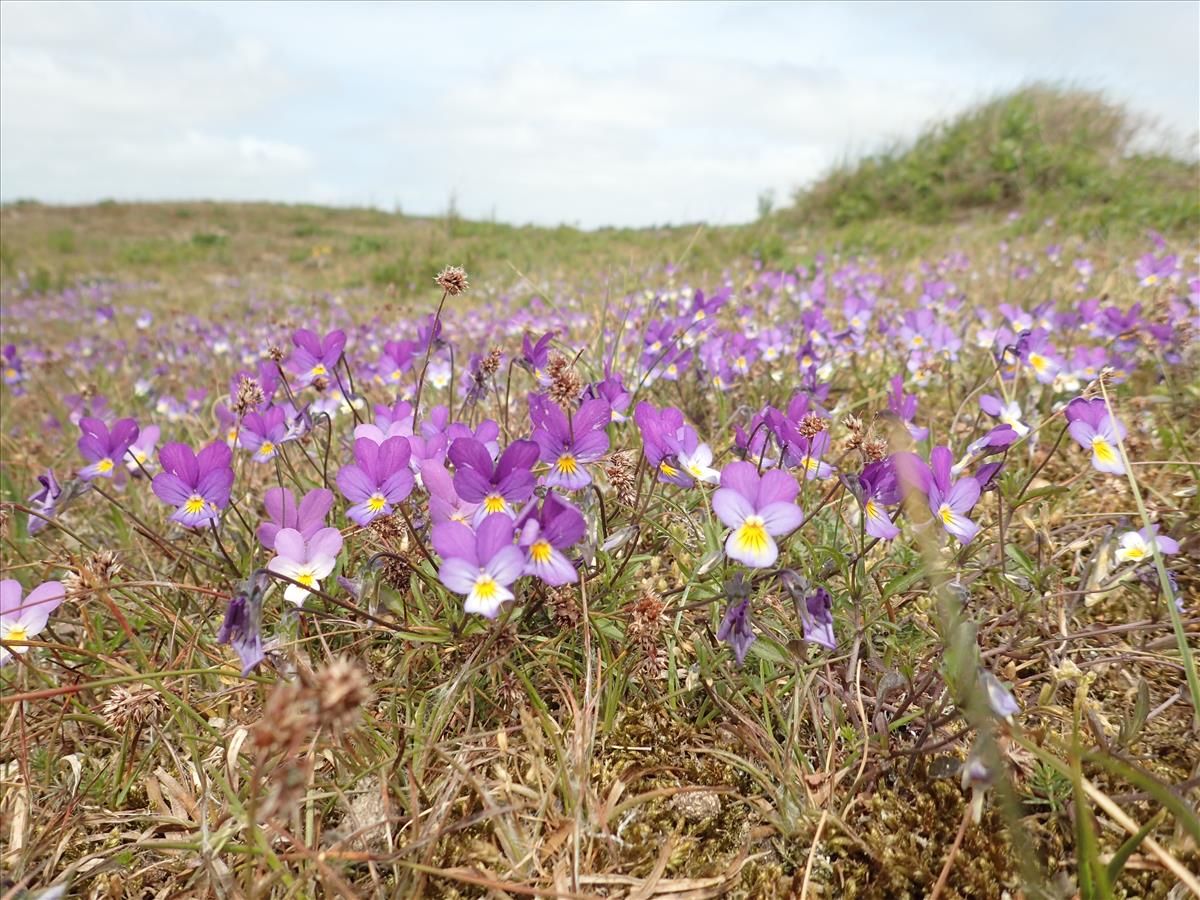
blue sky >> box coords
[1,0,1196,227]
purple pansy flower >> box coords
[1064,397,1127,475]
[896,447,982,544]
[800,586,835,649]
[530,396,611,491]
[1115,525,1179,564]
[152,442,235,528]
[449,437,539,523]
[1,579,66,666]
[717,598,756,665]
[27,469,63,535]
[422,460,478,525]
[241,407,289,463]
[887,375,928,442]
[268,527,344,606]
[515,492,586,585]
[858,459,901,540]
[257,487,335,550]
[287,328,346,387]
[77,417,139,481]
[336,437,414,526]
[711,461,803,568]
[124,424,161,474]
[432,514,526,618]
[217,572,268,676]
[519,331,556,383]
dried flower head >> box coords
[435,265,470,296]
[64,550,124,600]
[254,681,316,755]
[604,449,639,508]
[548,584,582,628]
[267,345,286,363]
[311,375,330,392]
[798,413,828,438]
[626,584,667,675]
[312,658,372,733]
[864,437,889,462]
[101,684,166,731]
[546,353,582,407]
[235,376,265,416]
[480,346,503,378]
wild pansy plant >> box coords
[896,447,983,544]
[152,442,234,528]
[336,436,414,526]
[1,579,65,666]
[287,328,347,387]
[432,514,525,619]
[529,395,610,491]
[515,491,586,585]
[711,461,803,568]
[257,487,335,550]
[77,417,139,481]
[268,527,344,606]
[1065,396,1128,475]
[240,406,289,463]
[448,436,538,523]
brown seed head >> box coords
[312,658,372,733]
[864,437,889,462]
[435,265,469,296]
[267,345,286,363]
[235,376,265,416]
[604,449,639,508]
[547,353,582,407]
[480,346,503,378]
[798,413,828,438]
[101,684,166,732]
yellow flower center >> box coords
[694,310,706,321]
[4,368,16,380]
[1124,547,1145,560]
[184,494,207,515]
[390,370,403,382]
[938,504,957,527]
[659,461,679,478]
[367,494,388,513]
[296,571,316,588]
[911,335,924,347]
[733,515,770,556]
[555,454,578,476]
[1091,437,1117,465]
[736,355,748,369]
[1145,274,1159,285]
[4,625,29,644]
[1028,352,1047,373]
[483,494,507,514]
[310,364,327,377]
[96,458,114,473]
[865,499,877,519]
[258,441,275,457]
[473,574,498,601]
[530,540,553,564]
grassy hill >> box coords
[778,85,1199,236]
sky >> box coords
[1,0,1197,228]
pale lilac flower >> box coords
[432,514,525,618]
[268,527,343,606]
[257,487,335,550]
[1115,525,1179,564]
[711,461,803,568]
[1,579,65,666]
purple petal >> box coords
[756,469,800,507]
[439,558,480,595]
[475,512,516,564]
[273,528,307,564]
[758,501,803,535]
[432,521,478,565]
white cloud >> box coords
[1,0,1195,226]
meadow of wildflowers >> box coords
[0,197,1197,899]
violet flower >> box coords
[152,441,235,528]
[717,598,756,665]
[858,459,900,540]
[515,492,586,585]
[979,394,1030,437]
[1115,525,1179,564]
[257,487,335,550]
[448,437,539,523]
[241,407,289,463]
[27,469,63,535]
[217,571,269,675]
[77,416,139,481]
[711,461,803,568]
[800,586,835,649]
[336,437,414,526]
[1064,397,1127,475]
[896,447,982,544]
[887,375,928,442]
[1,579,65,666]
[530,396,611,491]
[287,328,346,387]
[124,424,161,474]
[422,460,477,525]
[432,514,525,618]
[268,527,344,606]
